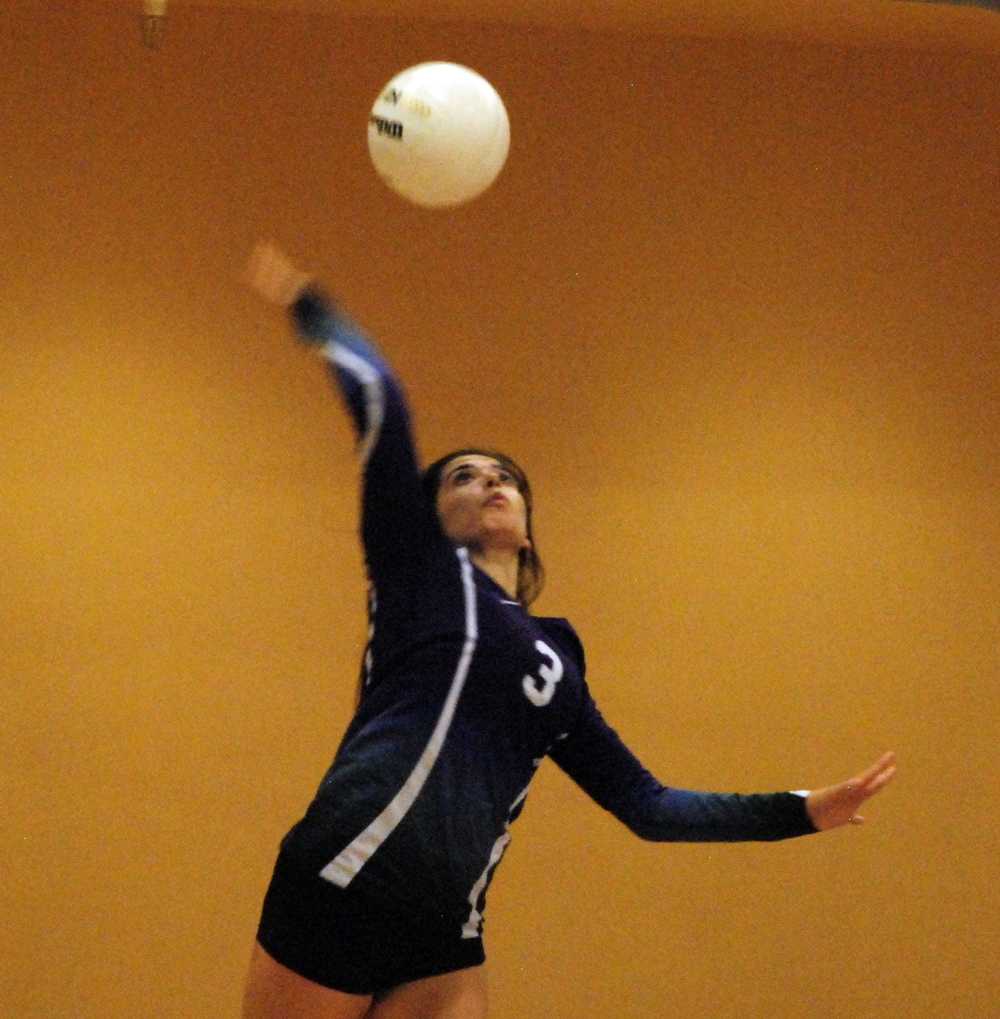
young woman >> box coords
[241,242,896,1019]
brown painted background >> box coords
[3,3,998,1016]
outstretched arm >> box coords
[551,690,896,842]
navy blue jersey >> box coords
[280,289,816,942]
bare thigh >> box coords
[370,966,488,1019]
[242,941,373,1019]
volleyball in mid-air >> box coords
[367,62,510,209]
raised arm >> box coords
[550,689,895,842]
[247,242,441,585]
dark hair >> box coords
[421,447,545,608]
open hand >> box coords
[806,751,897,831]
[246,241,312,307]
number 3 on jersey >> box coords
[522,640,563,707]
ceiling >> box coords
[137,0,1000,53]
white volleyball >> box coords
[367,62,510,209]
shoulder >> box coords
[533,616,585,674]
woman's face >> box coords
[435,454,531,554]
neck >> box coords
[470,547,520,601]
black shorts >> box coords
[255,849,486,996]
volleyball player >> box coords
[241,242,897,1019]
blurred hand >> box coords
[806,751,897,831]
[246,241,312,307]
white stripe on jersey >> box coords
[461,781,531,939]
[319,547,479,889]
[325,341,385,466]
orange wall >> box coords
[3,3,998,1016]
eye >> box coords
[497,470,514,484]
[452,467,474,484]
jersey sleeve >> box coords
[290,287,441,585]
[549,687,817,843]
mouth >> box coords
[483,494,509,508]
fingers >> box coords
[805,751,897,831]
[247,240,288,300]
[855,751,897,799]
[835,752,896,827]
[246,240,312,306]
